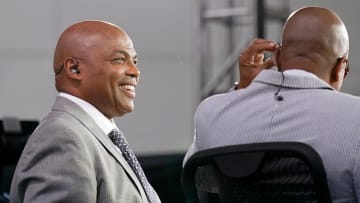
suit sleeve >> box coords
[183,103,204,166]
[10,121,97,203]
[353,145,360,202]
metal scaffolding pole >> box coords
[196,0,290,101]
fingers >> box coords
[240,38,279,65]
[236,38,280,89]
[263,58,275,69]
[254,52,265,64]
[248,38,279,53]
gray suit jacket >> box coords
[185,69,360,202]
[10,96,148,203]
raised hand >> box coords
[236,38,280,89]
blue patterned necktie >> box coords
[109,129,161,203]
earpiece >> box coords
[71,65,80,74]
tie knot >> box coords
[109,129,126,147]
[109,128,120,138]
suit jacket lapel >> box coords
[51,96,147,199]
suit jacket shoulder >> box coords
[10,96,147,203]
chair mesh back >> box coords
[195,156,317,203]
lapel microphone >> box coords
[274,72,285,101]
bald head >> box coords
[53,20,135,93]
[282,7,349,58]
[279,7,349,88]
[53,21,140,118]
[54,21,132,74]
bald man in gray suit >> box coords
[10,21,160,203]
[184,7,360,202]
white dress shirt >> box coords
[59,92,117,135]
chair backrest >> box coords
[182,142,332,203]
[0,117,38,202]
[0,118,38,164]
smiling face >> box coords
[54,21,140,118]
[82,27,140,118]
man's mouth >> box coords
[119,83,136,98]
[119,84,135,92]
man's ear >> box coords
[329,57,349,90]
[342,58,350,78]
[274,46,282,71]
[331,57,349,82]
[63,57,81,80]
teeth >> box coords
[119,84,135,91]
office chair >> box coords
[0,117,38,203]
[182,142,332,203]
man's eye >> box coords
[111,57,126,64]
[133,60,138,65]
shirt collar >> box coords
[283,69,319,79]
[59,92,116,135]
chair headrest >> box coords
[2,117,21,134]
